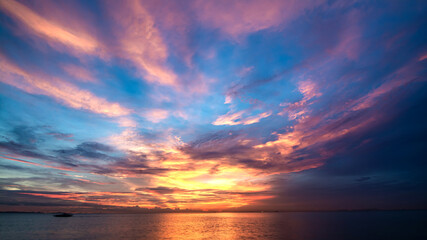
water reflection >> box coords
[154,213,284,239]
[1,211,426,240]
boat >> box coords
[53,213,73,217]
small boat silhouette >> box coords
[53,213,73,217]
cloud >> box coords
[0,0,102,56]
[350,65,420,111]
[212,110,271,126]
[143,109,169,123]
[260,93,427,211]
[46,132,73,141]
[0,154,76,172]
[0,128,172,178]
[107,0,177,87]
[237,66,254,77]
[0,55,131,117]
[140,0,195,67]
[193,0,324,38]
[55,142,115,161]
[61,64,98,83]
[0,0,179,88]
[279,79,321,120]
[1,0,426,212]
[115,117,138,128]
[325,10,362,60]
[0,126,54,161]
[224,95,233,104]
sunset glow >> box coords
[1,0,426,213]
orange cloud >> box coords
[102,127,274,210]
[0,56,131,117]
[212,110,271,126]
[0,0,102,56]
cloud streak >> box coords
[0,0,426,212]
[107,0,177,86]
[193,0,324,38]
[0,0,102,56]
[0,55,131,117]
[212,110,271,126]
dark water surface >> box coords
[1,211,426,239]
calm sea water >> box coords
[1,211,426,240]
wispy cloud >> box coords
[0,0,426,212]
[0,55,131,117]
[212,110,271,126]
[0,0,102,56]
[193,0,324,38]
[143,109,169,123]
[61,63,98,83]
[279,80,321,120]
[107,0,177,87]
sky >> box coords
[0,0,426,212]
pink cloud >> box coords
[326,10,362,60]
[224,95,233,104]
[0,154,77,172]
[0,0,179,88]
[351,64,421,111]
[62,64,98,83]
[193,0,324,38]
[107,0,177,87]
[143,109,169,123]
[115,117,138,128]
[142,0,195,67]
[279,79,321,120]
[0,56,131,117]
[237,66,254,77]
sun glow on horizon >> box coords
[0,0,426,213]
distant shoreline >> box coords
[2,209,426,214]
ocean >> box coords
[1,211,426,239]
